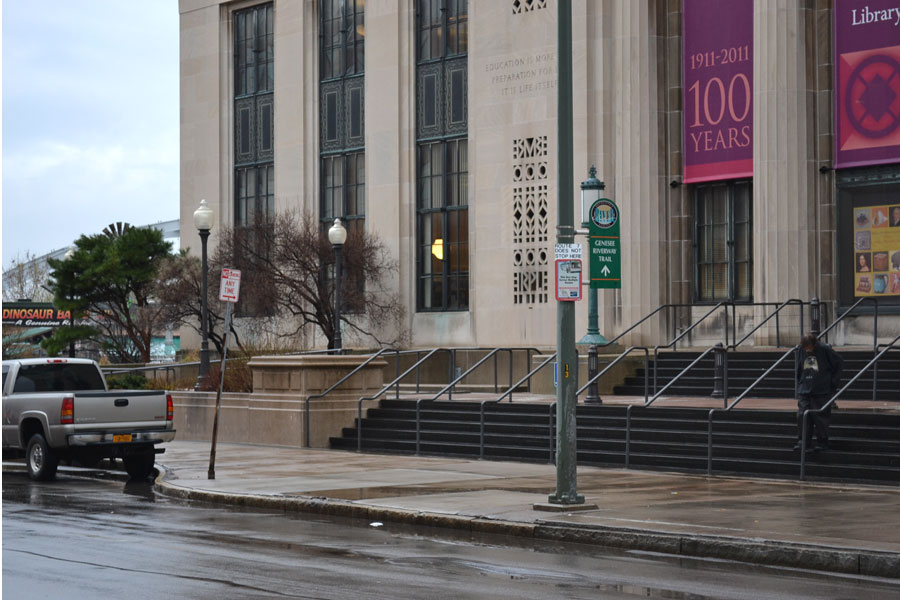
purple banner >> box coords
[682,0,753,183]
[835,0,900,169]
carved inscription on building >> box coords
[483,52,557,97]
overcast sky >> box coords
[2,1,180,268]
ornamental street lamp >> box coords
[193,199,214,389]
[579,166,608,404]
[328,218,348,353]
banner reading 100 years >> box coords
[682,0,753,183]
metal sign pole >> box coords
[547,0,584,507]
[208,301,233,480]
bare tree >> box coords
[218,212,406,349]
[2,251,53,302]
[153,250,246,357]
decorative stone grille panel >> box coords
[512,136,550,304]
[513,136,549,160]
[513,0,547,15]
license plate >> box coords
[113,434,132,443]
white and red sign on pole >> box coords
[218,268,241,303]
[554,243,583,302]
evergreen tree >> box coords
[44,226,173,362]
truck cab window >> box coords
[14,364,105,392]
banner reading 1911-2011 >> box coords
[682,0,753,183]
[834,0,900,168]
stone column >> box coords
[754,2,817,342]
[599,0,668,346]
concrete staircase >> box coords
[613,349,900,400]
[329,347,900,485]
[329,399,900,485]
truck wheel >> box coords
[123,451,155,481]
[26,434,59,481]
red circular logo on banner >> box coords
[845,54,900,139]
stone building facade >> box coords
[179,0,900,351]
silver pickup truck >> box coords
[2,358,176,481]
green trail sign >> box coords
[588,198,621,289]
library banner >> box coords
[834,0,900,168]
[682,0,753,183]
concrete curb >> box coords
[151,466,900,579]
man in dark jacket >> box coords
[795,333,844,452]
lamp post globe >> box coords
[580,165,604,227]
[328,218,347,352]
[328,217,348,246]
[193,199,213,389]
[193,198,214,231]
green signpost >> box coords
[588,198,621,289]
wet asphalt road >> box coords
[3,473,899,600]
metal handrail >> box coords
[478,352,557,459]
[593,305,669,348]
[589,302,725,350]
[357,348,443,452]
[304,348,389,447]
[624,345,716,469]
[652,302,727,392]
[102,347,348,386]
[576,300,799,468]
[385,347,452,398]
[799,333,900,480]
[572,346,649,470]
[428,347,541,402]
[103,364,178,385]
[576,346,650,402]
[817,297,880,350]
[659,299,806,404]
[705,296,886,477]
[705,344,797,475]
[386,346,541,399]
[415,348,529,455]
[649,345,719,404]
[728,299,805,350]
[872,339,899,403]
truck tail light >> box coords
[61,397,75,424]
[166,394,174,421]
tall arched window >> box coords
[416,0,468,311]
[320,0,365,236]
[234,4,274,227]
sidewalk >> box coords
[152,441,900,578]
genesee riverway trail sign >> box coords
[589,198,621,289]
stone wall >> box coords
[171,354,387,448]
